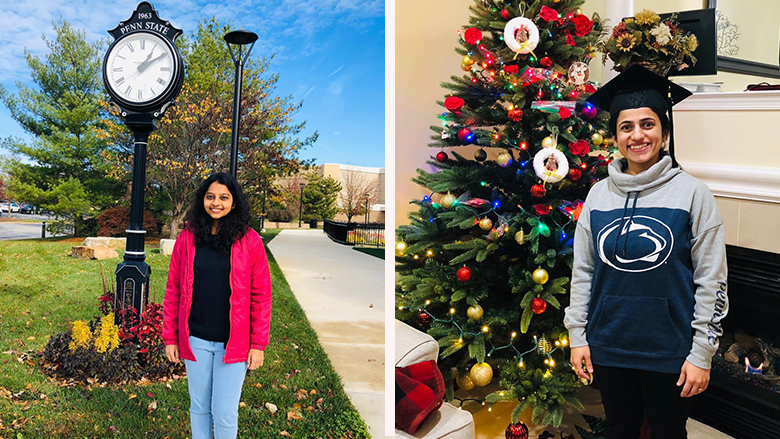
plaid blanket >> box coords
[395,360,445,434]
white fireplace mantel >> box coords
[675,90,780,204]
[675,90,780,111]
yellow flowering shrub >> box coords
[69,320,92,352]
[94,313,120,354]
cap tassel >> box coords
[666,96,679,168]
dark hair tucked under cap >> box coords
[585,65,692,167]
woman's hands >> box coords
[678,360,710,397]
[165,344,180,363]
[247,349,264,370]
[570,346,593,382]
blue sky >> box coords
[0,0,385,168]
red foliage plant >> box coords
[96,205,158,237]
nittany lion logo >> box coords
[597,215,674,272]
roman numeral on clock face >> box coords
[160,66,171,72]
[140,39,146,50]
[116,77,125,85]
[157,77,167,86]
[125,85,132,96]
[137,89,143,100]
[127,43,134,52]
[113,67,122,72]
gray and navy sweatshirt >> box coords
[564,155,729,373]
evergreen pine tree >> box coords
[396,0,617,428]
[0,20,124,235]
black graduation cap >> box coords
[586,65,692,167]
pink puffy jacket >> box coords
[162,227,272,364]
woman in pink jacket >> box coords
[163,172,272,439]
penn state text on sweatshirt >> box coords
[564,155,728,373]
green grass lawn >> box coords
[0,230,369,438]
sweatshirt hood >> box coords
[607,154,681,194]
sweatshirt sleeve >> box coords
[686,193,729,369]
[564,199,595,348]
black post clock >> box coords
[102,1,184,320]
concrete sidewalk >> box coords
[267,229,386,438]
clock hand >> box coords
[138,52,168,73]
[136,49,155,72]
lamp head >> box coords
[224,30,258,46]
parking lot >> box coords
[0,212,62,240]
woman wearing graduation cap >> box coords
[563,65,729,439]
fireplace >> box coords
[689,245,780,439]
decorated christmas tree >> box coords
[396,0,616,428]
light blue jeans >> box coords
[184,336,248,439]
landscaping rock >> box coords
[82,237,126,250]
[159,239,176,255]
[72,246,118,260]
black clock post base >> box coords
[115,260,151,318]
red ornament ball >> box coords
[436,151,449,163]
[457,266,472,282]
[531,184,547,198]
[540,56,552,67]
[531,298,547,314]
[505,421,529,439]
[500,9,511,20]
[581,104,598,119]
[458,128,475,143]
[464,28,483,45]
[417,310,433,325]
[508,108,523,122]
[568,168,582,181]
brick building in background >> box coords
[276,164,385,224]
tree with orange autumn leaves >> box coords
[100,19,316,237]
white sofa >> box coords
[395,320,475,439]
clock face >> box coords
[105,32,176,105]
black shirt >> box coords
[188,238,232,343]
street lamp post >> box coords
[224,30,258,178]
[298,183,306,228]
[364,193,370,226]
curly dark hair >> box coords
[184,173,251,254]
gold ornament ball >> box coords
[537,336,553,355]
[463,55,476,66]
[532,267,549,285]
[457,373,475,391]
[479,217,493,231]
[441,193,457,209]
[542,136,557,149]
[591,132,603,145]
[469,362,493,387]
[467,304,484,321]
[496,151,513,167]
[395,241,408,256]
[515,230,525,245]
[461,62,473,72]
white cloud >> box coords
[328,64,344,77]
